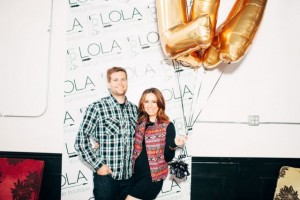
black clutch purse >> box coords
[169,154,190,179]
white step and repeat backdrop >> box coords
[62,0,203,199]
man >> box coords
[75,66,138,200]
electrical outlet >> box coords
[248,115,259,126]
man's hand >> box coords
[97,164,113,175]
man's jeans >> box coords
[93,173,133,200]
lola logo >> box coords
[89,14,101,35]
[173,118,186,136]
[88,7,143,33]
[147,1,157,23]
[67,48,81,71]
[61,170,88,188]
[127,31,160,56]
[67,39,123,62]
[161,58,192,71]
[125,64,156,80]
[160,178,181,195]
[68,0,93,8]
[160,58,194,81]
[67,17,83,34]
[65,142,78,158]
[64,111,75,126]
[161,85,193,102]
[64,76,96,96]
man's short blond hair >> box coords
[106,66,127,82]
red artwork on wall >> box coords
[0,158,44,200]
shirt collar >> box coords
[109,94,129,107]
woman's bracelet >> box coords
[169,145,178,151]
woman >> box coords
[126,88,187,200]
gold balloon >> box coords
[176,52,202,69]
[202,41,221,69]
[219,0,268,63]
[201,0,246,68]
[180,0,221,69]
[191,0,220,47]
[156,0,212,59]
[156,0,268,69]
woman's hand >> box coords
[174,135,188,148]
[93,142,100,151]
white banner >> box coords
[62,1,199,199]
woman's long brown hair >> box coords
[137,88,169,124]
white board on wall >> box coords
[0,0,53,117]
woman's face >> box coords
[143,93,159,121]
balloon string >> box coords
[187,69,199,126]
[174,65,188,135]
[190,67,225,127]
[188,68,204,127]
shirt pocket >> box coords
[104,117,120,136]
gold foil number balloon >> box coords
[156,0,212,59]
[156,0,268,69]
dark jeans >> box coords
[93,173,133,200]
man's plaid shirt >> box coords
[75,95,138,180]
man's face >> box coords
[108,71,128,97]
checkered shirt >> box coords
[75,95,138,180]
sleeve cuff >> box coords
[95,163,103,171]
[169,145,178,151]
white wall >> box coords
[190,0,300,158]
[0,0,66,153]
[0,0,299,158]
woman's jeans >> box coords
[93,173,133,200]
